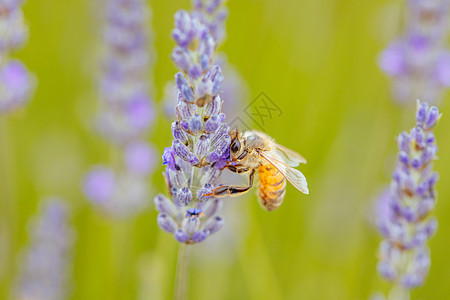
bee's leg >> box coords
[227,165,250,174]
[204,169,255,197]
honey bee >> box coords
[205,130,308,211]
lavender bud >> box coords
[200,53,210,71]
[177,187,193,206]
[377,262,397,281]
[398,132,410,153]
[428,172,439,187]
[415,181,429,196]
[175,72,194,102]
[425,132,435,144]
[176,100,194,120]
[172,47,190,72]
[188,64,202,79]
[204,95,222,116]
[174,229,189,243]
[172,139,200,165]
[401,206,416,222]
[425,106,439,129]
[184,218,200,236]
[417,198,435,218]
[424,218,438,237]
[411,158,421,169]
[421,145,436,165]
[203,199,222,219]
[399,152,409,165]
[191,230,210,243]
[205,115,220,133]
[189,114,203,132]
[154,194,179,218]
[172,121,188,142]
[194,135,210,158]
[210,123,229,145]
[402,274,423,289]
[206,150,221,163]
[180,119,190,131]
[197,183,213,203]
[416,102,428,125]
[157,214,178,233]
[413,127,425,146]
[162,147,177,171]
[203,216,224,234]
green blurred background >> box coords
[1,0,449,299]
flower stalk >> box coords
[174,243,191,300]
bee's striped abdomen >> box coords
[257,164,286,211]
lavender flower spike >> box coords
[376,100,441,295]
[13,198,75,300]
[155,6,231,244]
[0,0,35,113]
[379,1,450,104]
[83,0,156,218]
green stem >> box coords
[0,116,14,295]
[388,284,410,300]
[174,243,191,300]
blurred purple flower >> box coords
[95,0,154,144]
[84,0,156,218]
[125,141,155,175]
[84,166,150,218]
[126,93,155,130]
[14,199,75,300]
[84,166,116,203]
[379,0,450,104]
[0,0,34,113]
[0,60,34,112]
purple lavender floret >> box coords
[155,6,231,244]
[13,199,75,300]
[379,0,450,104]
[376,100,441,290]
[0,60,34,112]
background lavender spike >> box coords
[13,199,75,300]
[379,0,450,104]
[155,4,234,244]
[376,100,441,295]
[83,0,156,218]
[0,0,35,113]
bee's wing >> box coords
[273,144,307,167]
[260,151,309,195]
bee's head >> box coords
[229,130,246,161]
